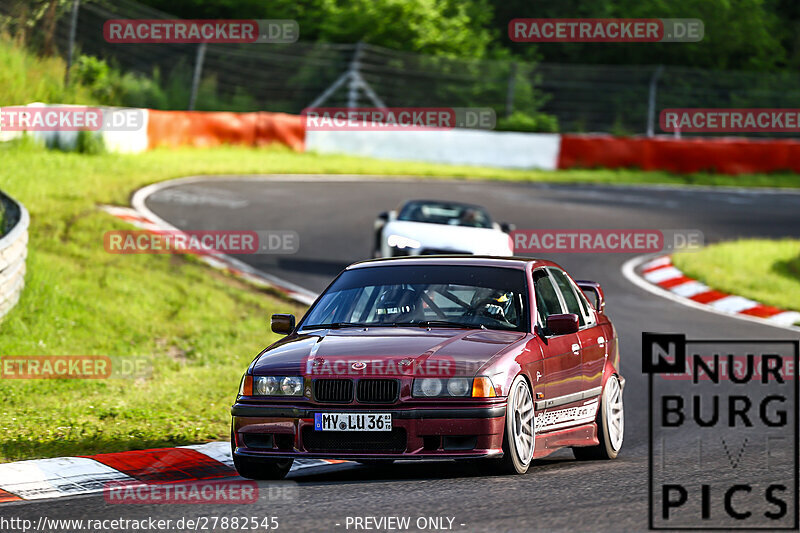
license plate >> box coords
[314,413,392,432]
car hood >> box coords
[384,220,512,255]
[252,327,526,378]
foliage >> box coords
[496,0,789,71]
[0,36,95,106]
[74,130,106,154]
[496,111,558,133]
[140,0,495,58]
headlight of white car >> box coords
[387,234,421,249]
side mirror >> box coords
[271,314,295,335]
[576,280,605,312]
[546,313,579,335]
[377,211,389,222]
[500,222,516,233]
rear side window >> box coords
[549,269,586,326]
[533,272,563,326]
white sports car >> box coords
[373,200,515,258]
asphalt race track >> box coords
[7,177,800,532]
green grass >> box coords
[3,142,800,463]
[673,239,800,315]
[0,37,96,107]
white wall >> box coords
[0,103,149,154]
[305,128,561,170]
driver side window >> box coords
[533,271,564,328]
[549,268,586,327]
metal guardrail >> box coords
[0,190,29,321]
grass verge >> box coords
[2,142,800,462]
[0,38,96,107]
[672,239,800,314]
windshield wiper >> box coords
[303,322,370,329]
[394,320,482,329]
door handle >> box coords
[571,343,580,355]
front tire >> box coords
[496,375,536,474]
[573,375,624,460]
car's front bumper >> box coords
[231,404,506,460]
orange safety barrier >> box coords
[147,110,305,151]
[558,134,800,175]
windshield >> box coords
[301,265,528,332]
[397,201,493,229]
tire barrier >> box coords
[557,134,800,175]
[6,103,800,175]
[0,190,29,321]
[146,110,306,151]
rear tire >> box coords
[231,430,293,480]
[495,375,535,474]
[573,375,624,460]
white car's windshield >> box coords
[397,201,493,229]
[302,265,528,332]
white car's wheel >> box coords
[573,375,624,460]
[497,375,535,474]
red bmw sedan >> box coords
[231,256,624,478]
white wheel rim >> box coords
[605,377,624,451]
[512,381,535,465]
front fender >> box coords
[479,338,543,397]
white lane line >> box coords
[0,457,133,500]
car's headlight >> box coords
[253,376,304,396]
[413,377,473,397]
[447,377,472,396]
[281,376,303,395]
[387,234,421,249]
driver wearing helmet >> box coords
[374,286,419,323]
[471,288,515,321]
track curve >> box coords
[10,176,800,532]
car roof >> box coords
[400,199,488,210]
[347,255,560,271]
